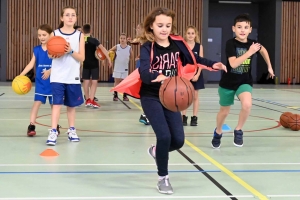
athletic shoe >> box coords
[90,100,100,108]
[139,114,150,125]
[123,96,129,101]
[27,124,36,136]
[190,116,198,126]
[46,129,58,146]
[85,98,92,107]
[233,129,243,147]
[211,128,222,149]
[67,127,80,142]
[157,176,173,194]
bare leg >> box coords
[51,105,61,129]
[192,90,199,116]
[67,106,76,128]
[89,80,98,100]
[216,106,231,134]
[83,80,90,100]
[236,92,252,130]
[30,101,42,124]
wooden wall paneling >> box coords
[6,0,204,81]
[281,1,300,83]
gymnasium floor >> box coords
[0,82,299,200]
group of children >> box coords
[20,5,275,195]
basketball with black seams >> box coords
[280,112,293,128]
[47,36,67,57]
[288,114,300,131]
[159,76,194,112]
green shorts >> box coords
[218,84,252,106]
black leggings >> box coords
[141,96,185,176]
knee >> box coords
[242,102,252,112]
[157,134,171,145]
[171,136,185,150]
[220,107,230,116]
[174,139,184,149]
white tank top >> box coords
[50,29,81,84]
[114,44,131,72]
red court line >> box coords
[35,111,281,134]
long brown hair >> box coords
[140,7,177,43]
[58,6,77,29]
[184,25,200,43]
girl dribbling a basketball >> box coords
[20,24,61,136]
[139,7,226,194]
[46,6,85,146]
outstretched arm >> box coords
[259,46,275,78]
[20,54,36,76]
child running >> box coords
[211,14,275,148]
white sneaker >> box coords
[46,129,58,146]
[67,128,80,142]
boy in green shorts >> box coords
[211,14,275,148]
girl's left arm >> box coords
[67,34,85,62]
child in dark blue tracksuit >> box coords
[138,7,226,195]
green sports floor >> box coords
[0,82,299,200]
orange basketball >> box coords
[288,114,300,131]
[159,76,194,112]
[95,47,106,61]
[280,112,293,128]
[47,36,67,57]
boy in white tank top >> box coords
[109,33,134,101]
[46,6,85,146]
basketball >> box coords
[95,47,106,61]
[159,76,194,112]
[12,75,32,95]
[288,114,300,131]
[280,112,293,128]
[47,36,67,57]
[108,51,115,62]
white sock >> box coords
[158,175,169,181]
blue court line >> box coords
[252,97,300,111]
[0,169,300,174]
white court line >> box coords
[0,163,212,167]
[0,195,254,199]
[1,162,300,167]
[223,163,300,165]
[267,195,300,198]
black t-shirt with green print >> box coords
[219,38,258,90]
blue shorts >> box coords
[51,83,83,107]
[34,94,53,104]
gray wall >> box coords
[0,0,7,81]
[258,0,282,82]
[208,2,259,65]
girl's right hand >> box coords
[151,74,169,82]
